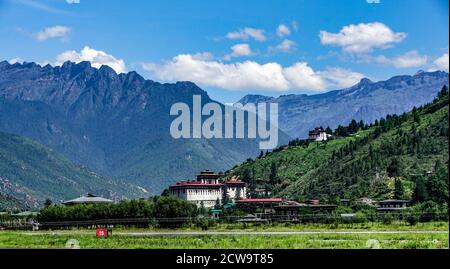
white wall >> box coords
[170,185,247,208]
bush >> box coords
[195,215,216,230]
[406,214,419,226]
[335,206,353,214]
[382,213,394,225]
[354,212,367,223]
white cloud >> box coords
[55,46,126,73]
[271,39,296,53]
[191,52,215,61]
[433,53,449,72]
[226,27,266,42]
[318,67,366,88]
[282,63,326,90]
[224,44,254,60]
[276,24,291,37]
[66,0,80,3]
[8,58,23,64]
[34,25,71,41]
[366,0,381,3]
[142,54,364,92]
[319,22,406,54]
[374,50,428,68]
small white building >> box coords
[308,127,331,141]
[169,170,247,208]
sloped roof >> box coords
[63,196,113,205]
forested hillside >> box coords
[228,86,449,205]
[0,132,147,211]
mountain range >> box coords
[238,70,449,138]
[0,61,284,197]
[0,60,448,204]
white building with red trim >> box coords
[308,127,331,141]
[169,170,247,208]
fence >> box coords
[0,212,447,230]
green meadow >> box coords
[0,221,447,249]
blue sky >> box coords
[0,0,448,103]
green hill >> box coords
[227,86,449,205]
[0,132,147,211]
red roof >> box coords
[236,198,282,203]
[169,182,224,188]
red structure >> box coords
[96,228,112,237]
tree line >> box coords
[37,196,198,227]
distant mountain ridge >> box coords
[238,71,449,138]
[0,61,286,195]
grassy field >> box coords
[0,222,448,249]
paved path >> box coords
[15,230,449,236]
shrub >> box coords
[354,212,367,223]
[406,214,419,226]
[195,215,216,230]
[382,213,394,225]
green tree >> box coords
[221,187,230,205]
[258,150,264,158]
[153,196,197,219]
[413,175,428,203]
[412,106,420,123]
[44,198,53,207]
[387,158,403,178]
[394,179,405,199]
[438,85,448,98]
[269,161,278,184]
[349,119,359,133]
[161,188,170,196]
[214,198,221,209]
[426,162,449,205]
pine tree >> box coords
[358,120,365,130]
[349,119,358,134]
[413,175,428,203]
[44,198,53,207]
[394,179,404,199]
[438,85,448,98]
[258,150,264,158]
[387,158,402,178]
[412,106,420,123]
[269,161,278,185]
[221,187,230,205]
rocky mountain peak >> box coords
[358,78,373,85]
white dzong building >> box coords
[169,170,247,208]
[308,127,331,141]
